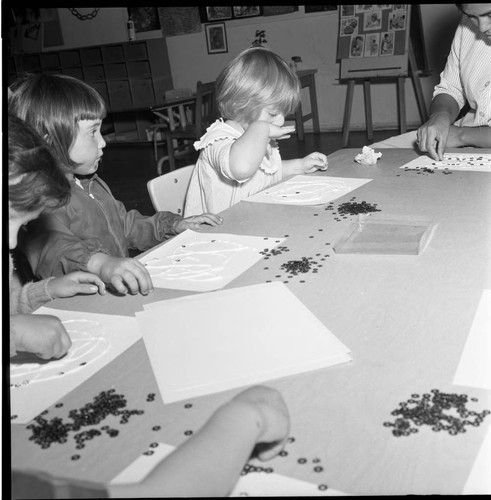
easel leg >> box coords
[363,79,373,142]
[342,79,355,147]
[397,77,407,134]
[408,41,429,123]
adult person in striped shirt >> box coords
[371,3,491,160]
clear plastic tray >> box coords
[333,215,436,255]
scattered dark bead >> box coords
[184,430,193,436]
[152,425,161,431]
[143,450,154,456]
[314,466,324,472]
[279,450,288,457]
[318,484,328,491]
[149,442,159,448]
[71,455,80,461]
[298,457,307,464]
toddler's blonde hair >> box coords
[216,47,300,123]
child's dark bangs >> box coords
[76,88,107,121]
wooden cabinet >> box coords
[8,38,174,143]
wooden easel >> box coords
[341,40,429,147]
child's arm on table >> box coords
[108,385,289,498]
[283,152,328,176]
[10,314,72,359]
[174,212,223,233]
[230,121,296,180]
[87,253,153,296]
[115,197,222,247]
[47,272,106,298]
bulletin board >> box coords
[337,4,412,79]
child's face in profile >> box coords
[69,119,106,176]
[8,203,42,250]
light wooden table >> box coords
[10,148,491,495]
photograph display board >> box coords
[337,5,412,79]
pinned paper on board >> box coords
[137,282,351,403]
[110,441,349,496]
[453,290,491,391]
[10,308,141,424]
[401,153,491,172]
[139,230,286,291]
[244,175,372,205]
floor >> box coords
[101,129,399,216]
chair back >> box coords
[146,164,195,214]
[194,81,218,137]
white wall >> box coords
[46,5,462,132]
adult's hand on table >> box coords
[417,114,452,161]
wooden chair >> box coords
[146,164,194,215]
[161,81,217,172]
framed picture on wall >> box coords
[199,7,232,23]
[205,22,228,54]
[232,6,262,18]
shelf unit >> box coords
[8,38,174,143]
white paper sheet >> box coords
[401,153,491,172]
[139,230,286,291]
[138,282,351,403]
[10,308,141,423]
[453,290,491,390]
[244,175,372,205]
[462,423,491,494]
[111,441,349,496]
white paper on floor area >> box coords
[400,153,491,172]
[453,290,491,390]
[110,441,349,496]
[462,423,491,494]
[138,282,351,403]
[243,175,372,205]
[138,230,286,291]
[10,308,141,424]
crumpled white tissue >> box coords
[355,146,382,166]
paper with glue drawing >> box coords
[244,175,372,205]
[138,230,286,291]
[10,308,141,424]
[111,441,349,496]
[401,153,491,172]
[138,282,351,403]
[453,289,491,390]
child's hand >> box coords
[175,213,223,233]
[301,152,328,173]
[232,385,290,461]
[88,254,153,296]
[11,314,72,360]
[268,123,296,140]
[47,272,106,299]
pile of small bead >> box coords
[280,256,317,275]
[384,389,490,437]
[26,389,144,450]
[337,200,381,216]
